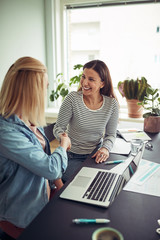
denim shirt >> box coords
[0,115,68,228]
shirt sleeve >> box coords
[0,129,68,180]
[102,98,119,151]
[53,92,74,140]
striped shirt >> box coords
[53,91,119,154]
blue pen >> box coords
[72,219,110,224]
[105,160,125,164]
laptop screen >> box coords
[122,146,143,183]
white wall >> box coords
[0,0,46,87]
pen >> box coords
[72,219,110,224]
[105,160,125,164]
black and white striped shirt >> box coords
[53,91,119,154]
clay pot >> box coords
[144,116,160,133]
[126,99,143,118]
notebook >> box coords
[117,128,151,142]
[60,144,144,208]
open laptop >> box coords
[60,144,144,208]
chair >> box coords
[0,229,15,240]
[0,221,24,239]
[44,123,56,142]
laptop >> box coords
[60,144,144,208]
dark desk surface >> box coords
[18,132,160,240]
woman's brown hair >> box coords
[79,59,116,98]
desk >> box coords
[18,133,160,240]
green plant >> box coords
[138,87,160,118]
[50,64,83,102]
[117,77,149,101]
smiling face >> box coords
[80,68,104,97]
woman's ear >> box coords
[101,82,105,88]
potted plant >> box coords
[50,64,83,102]
[138,86,160,133]
[117,77,149,118]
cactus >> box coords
[137,77,148,101]
[118,77,149,101]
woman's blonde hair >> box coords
[0,56,47,126]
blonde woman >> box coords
[0,57,71,239]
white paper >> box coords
[131,159,160,185]
[124,159,160,197]
[117,128,151,142]
[110,138,131,155]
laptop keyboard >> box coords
[82,171,124,203]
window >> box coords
[64,2,160,107]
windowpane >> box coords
[66,3,160,94]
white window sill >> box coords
[119,108,144,123]
[45,108,59,124]
[45,108,59,117]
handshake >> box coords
[59,132,71,151]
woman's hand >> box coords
[54,178,64,190]
[92,147,109,163]
[59,133,71,151]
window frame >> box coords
[45,0,160,123]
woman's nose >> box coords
[83,77,89,85]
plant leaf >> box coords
[60,88,69,97]
[73,64,83,70]
[143,112,152,118]
[56,73,63,78]
[57,83,64,91]
[117,82,125,97]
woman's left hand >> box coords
[92,147,109,163]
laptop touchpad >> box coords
[71,176,91,188]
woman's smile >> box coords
[82,86,91,91]
[80,68,104,96]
